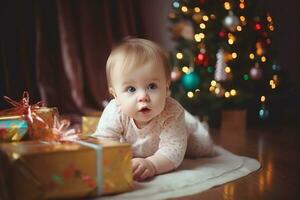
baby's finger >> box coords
[140,169,150,180]
[133,164,145,178]
[132,162,139,172]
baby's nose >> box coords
[138,90,150,102]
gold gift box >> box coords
[81,114,101,135]
[28,107,60,140]
[0,138,133,200]
[0,107,59,141]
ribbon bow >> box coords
[2,91,46,125]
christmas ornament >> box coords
[254,23,262,31]
[181,72,200,90]
[223,11,239,32]
[250,63,263,80]
[171,68,182,81]
[214,49,227,81]
[219,30,226,38]
[192,13,203,23]
[258,105,269,120]
[172,1,180,9]
[272,63,281,71]
[194,53,208,66]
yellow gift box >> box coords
[0,138,133,200]
[81,114,101,135]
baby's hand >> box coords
[132,158,156,181]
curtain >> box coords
[0,0,145,124]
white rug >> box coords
[97,146,260,200]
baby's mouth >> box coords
[139,107,151,114]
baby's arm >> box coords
[133,108,187,181]
[91,100,123,141]
[146,153,175,174]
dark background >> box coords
[1,0,299,128]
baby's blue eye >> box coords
[148,83,157,90]
[126,86,136,93]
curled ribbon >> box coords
[52,119,79,141]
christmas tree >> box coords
[168,0,284,122]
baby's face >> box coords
[110,62,169,128]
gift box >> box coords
[0,116,28,142]
[28,107,59,140]
[81,115,101,135]
[0,138,133,200]
[0,92,60,141]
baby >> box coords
[92,38,214,181]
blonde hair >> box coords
[106,38,171,90]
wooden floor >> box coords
[172,126,300,200]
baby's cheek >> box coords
[121,102,135,116]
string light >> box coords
[228,33,236,45]
[187,91,194,98]
[224,91,230,98]
[211,80,217,86]
[260,96,266,103]
[181,6,188,13]
[270,75,278,89]
[261,56,267,62]
[239,2,245,9]
[255,23,262,30]
[224,2,231,10]
[240,16,246,25]
[249,53,255,59]
[270,80,276,89]
[243,74,249,80]
[207,66,214,73]
[199,33,205,39]
[231,52,237,59]
[182,66,189,73]
[225,66,231,73]
[176,52,183,59]
[194,34,202,42]
[194,7,200,13]
[199,23,206,29]
[237,25,242,31]
[230,89,237,96]
[203,15,209,21]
